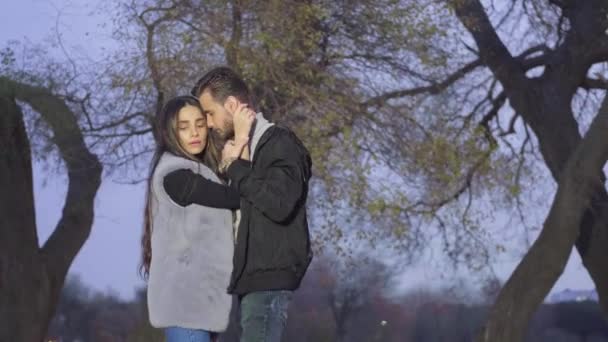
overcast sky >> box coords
[0,0,596,301]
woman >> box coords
[140,95,253,342]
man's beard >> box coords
[211,121,234,144]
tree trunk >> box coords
[474,95,608,341]
[329,292,348,342]
[0,96,52,341]
[450,0,608,338]
[523,87,608,319]
[0,77,102,341]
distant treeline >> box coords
[46,258,608,342]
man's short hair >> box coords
[191,66,251,105]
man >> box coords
[192,66,313,342]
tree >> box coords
[428,0,608,339]
[306,254,396,342]
[126,289,165,342]
[0,77,102,341]
[474,94,608,341]
[82,0,523,288]
[47,275,94,341]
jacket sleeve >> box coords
[163,169,241,209]
[226,137,305,223]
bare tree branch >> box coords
[479,91,507,142]
[226,0,243,69]
[363,59,483,108]
[581,77,608,90]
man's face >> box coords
[199,91,234,141]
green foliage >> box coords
[4,0,552,272]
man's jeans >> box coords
[240,290,292,342]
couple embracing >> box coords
[140,66,313,342]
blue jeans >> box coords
[240,290,292,342]
[165,327,211,342]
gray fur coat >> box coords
[147,152,234,331]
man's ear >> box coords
[224,96,239,115]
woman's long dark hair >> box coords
[139,95,221,279]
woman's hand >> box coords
[221,139,246,162]
[233,103,256,143]
[219,138,249,173]
[219,104,254,173]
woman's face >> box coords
[176,104,208,155]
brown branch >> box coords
[581,77,608,90]
[226,0,243,69]
[363,59,482,108]
[136,3,183,112]
[87,128,152,139]
[565,2,608,66]
[62,92,149,133]
[593,38,608,64]
[479,92,507,144]
[0,77,102,282]
[518,44,551,60]
[331,52,433,82]
[394,147,495,215]
[145,24,164,113]
[516,45,552,70]
[81,111,148,132]
[0,97,39,253]
[547,0,566,9]
[450,0,528,92]
[499,111,520,137]
[174,17,227,47]
[64,92,94,129]
[138,2,179,28]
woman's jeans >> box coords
[165,327,211,342]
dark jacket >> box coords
[225,125,313,295]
